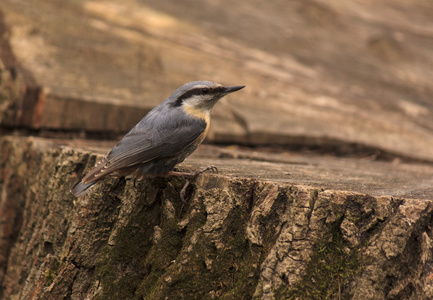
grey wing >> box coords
[82,112,206,184]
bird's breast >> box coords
[183,104,211,142]
[195,122,210,145]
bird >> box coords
[71,81,245,197]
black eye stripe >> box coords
[172,87,225,107]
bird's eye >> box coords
[201,88,210,95]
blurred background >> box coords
[1,0,433,161]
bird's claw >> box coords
[179,181,190,204]
[192,165,218,179]
[180,165,218,204]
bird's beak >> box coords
[223,85,245,94]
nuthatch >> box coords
[71,81,245,197]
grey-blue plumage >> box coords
[71,81,245,197]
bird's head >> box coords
[169,81,245,113]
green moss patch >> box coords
[95,208,159,299]
[282,218,361,299]
[44,258,62,287]
[138,205,263,299]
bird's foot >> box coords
[178,166,218,204]
[192,165,218,179]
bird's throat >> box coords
[183,103,211,123]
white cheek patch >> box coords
[183,95,214,108]
[184,95,202,107]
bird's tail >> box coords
[71,180,98,197]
